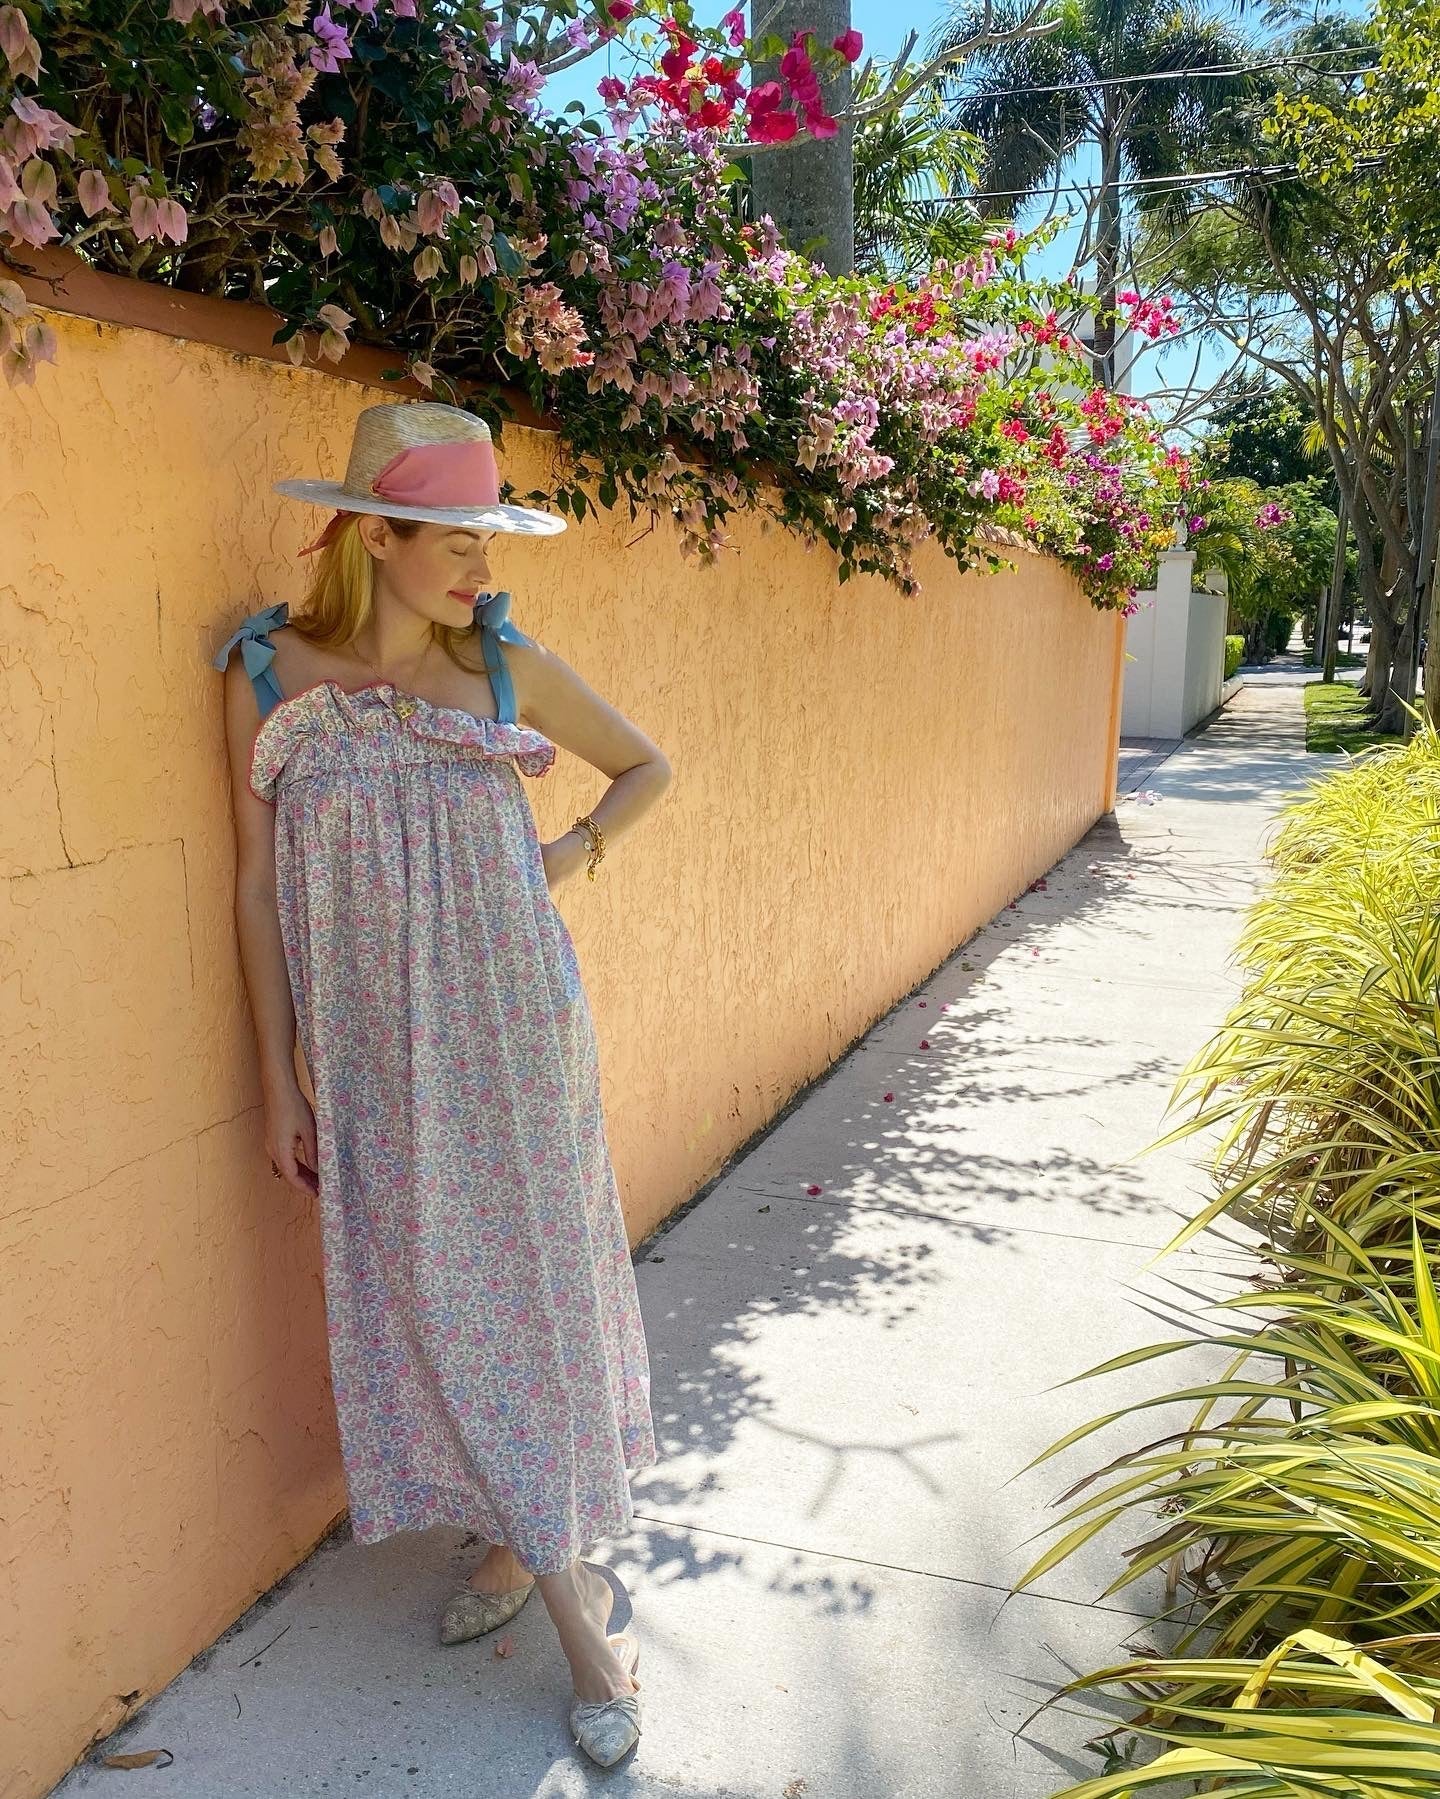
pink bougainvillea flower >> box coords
[308,9,352,74]
[0,155,20,208]
[11,94,79,156]
[805,109,838,138]
[156,196,188,243]
[5,184,59,247]
[752,106,798,142]
[0,4,41,79]
[128,186,162,242]
[721,7,746,45]
[316,301,352,363]
[883,1092,894,1102]
[806,1184,822,1195]
[919,1039,930,1049]
[77,168,116,217]
[415,178,459,236]
[2,314,56,386]
[502,53,545,109]
[318,223,339,257]
[832,27,863,61]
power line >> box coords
[926,161,1301,204]
[937,42,1377,106]
[916,151,1389,205]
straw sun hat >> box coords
[274,400,567,548]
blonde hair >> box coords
[286,513,489,675]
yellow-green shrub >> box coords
[1025,726,1440,1796]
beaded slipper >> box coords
[569,1631,643,1768]
[437,1579,535,1646]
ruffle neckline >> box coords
[249,678,557,802]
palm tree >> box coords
[926,0,1256,384]
[853,65,988,279]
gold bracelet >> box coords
[571,813,606,881]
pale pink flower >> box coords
[10,95,78,158]
[77,168,116,217]
[128,187,162,242]
[156,197,188,243]
[5,155,58,246]
[0,5,41,80]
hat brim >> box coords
[274,479,567,537]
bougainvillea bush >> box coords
[0,0,1187,606]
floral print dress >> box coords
[213,590,657,1577]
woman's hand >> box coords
[265,1081,320,1195]
[540,828,591,893]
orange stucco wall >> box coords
[1,304,1123,1797]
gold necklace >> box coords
[349,634,437,694]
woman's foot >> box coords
[537,1560,641,1704]
[465,1543,534,1597]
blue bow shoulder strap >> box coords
[477,590,531,725]
[213,601,290,720]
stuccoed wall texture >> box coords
[0,302,1123,1797]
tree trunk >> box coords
[1322,502,1346,684]
[1365,533,1402,727]
[1404,358,1440,736]
[748,0,855,275]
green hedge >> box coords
[1224,634,1245,679]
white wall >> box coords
[1122,550,1229,738]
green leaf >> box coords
[492,233,524,276]
[158,91,195,147]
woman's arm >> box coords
[510,637,673,885]
[221,659,319,1191]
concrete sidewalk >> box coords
[56,687,1322,1799]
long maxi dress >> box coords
[213,589,657,1577]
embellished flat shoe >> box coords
[569,1630,643,1768]
[437,1579,535,1646]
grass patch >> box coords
[1303,680,1404,753]
[1301,648,1366,670]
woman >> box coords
[212,400,671,1768]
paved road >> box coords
[55,687,1319,1799]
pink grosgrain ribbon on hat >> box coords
[298,439,502,557]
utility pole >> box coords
[748,0,855,276]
